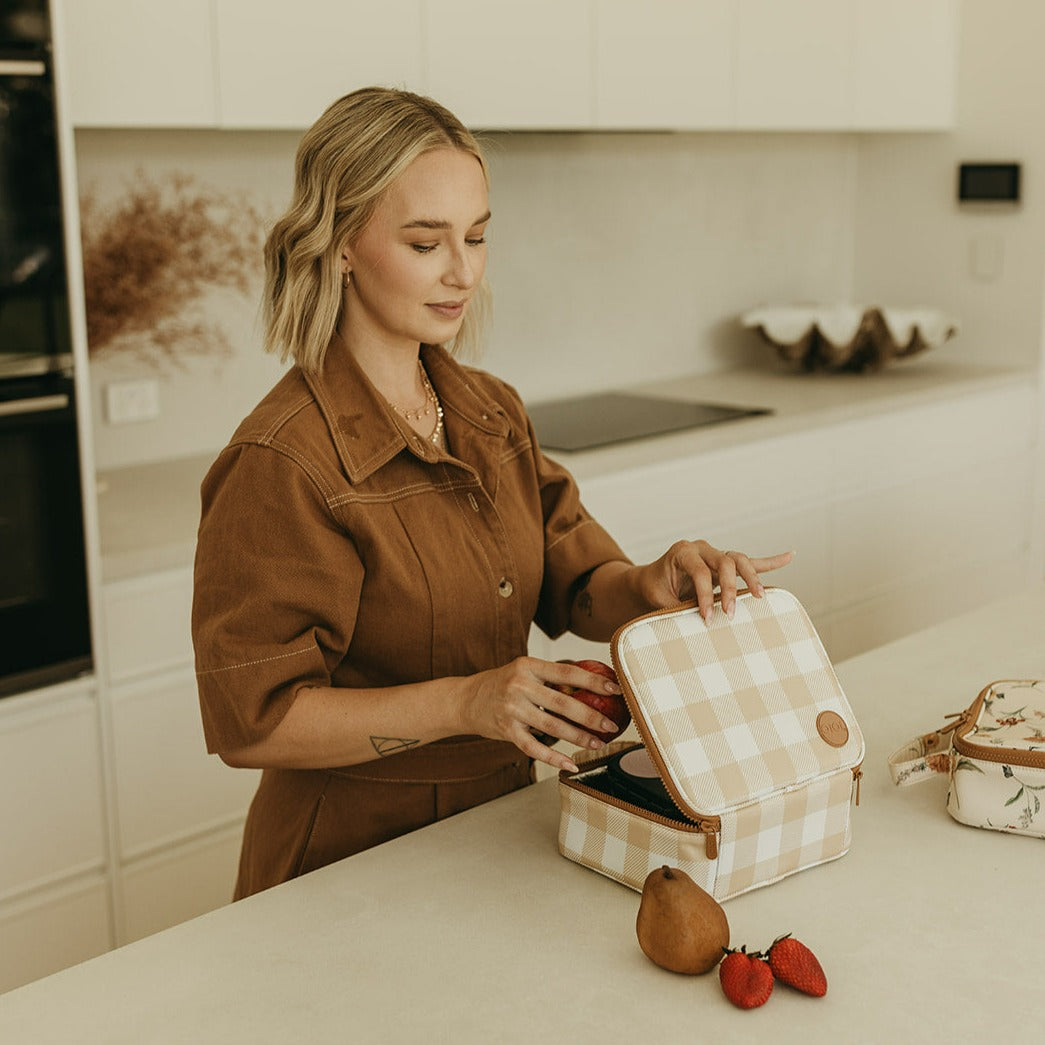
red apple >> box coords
[548,659,631,742]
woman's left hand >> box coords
[633,540,793,623]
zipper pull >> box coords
[700,821,719,860]
[852,766,863,806]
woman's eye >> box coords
[466,237,486,247]
[411,243,437,254]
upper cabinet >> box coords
[736,0,959,130]
[59,0,959,132]
[852,0,958,130]
[215,0,423,129]
[427,0,592,130]
[594,0,733,129]
[59,0,218,127]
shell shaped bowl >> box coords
[741,305,959,372]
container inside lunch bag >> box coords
[574,745,693,822]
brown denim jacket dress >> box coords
[191,342,628,898]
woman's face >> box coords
[340,147,490,355]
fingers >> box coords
[538,687,620,743]
[748,550,795,575]
[486,658,617,772]
[669,542,795,623]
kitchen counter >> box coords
[94,359,1037,580]
[2,586,1043,1043]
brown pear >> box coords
[635,865,729,974]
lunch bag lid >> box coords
[612,588,864,818]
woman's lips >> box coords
[427,301,466,319]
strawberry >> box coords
[766,934,827,997]
[718,946,774,1010]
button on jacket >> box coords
[191,342,629,897]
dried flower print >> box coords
[79,171,266,364]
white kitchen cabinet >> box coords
[544,377,1037,668]
[101,567,194,685]
[735,0,958,130]
[734,0,857,130]
[0,689,108,899]
[854,0,958,130]
[60,0,958,131]
[215,0,423,129]
[594,0,733,129]
[96,569,258,946]
[426,0,592,129]
[0,685,113,993]
[109,668,259,860]
[0,876,111,994]
[120,825,243,943]
[58,0,218,127]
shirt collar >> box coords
[303,338,509,484]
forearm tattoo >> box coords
[573,568,596,619]
[370,736,421,757]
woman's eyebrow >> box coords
[400,210,492,231]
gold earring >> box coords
[343,272,351,289]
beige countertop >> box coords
[94,360,1035,580]
[2,585,1044,1042]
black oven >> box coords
[2,0,71,380]
[0,373,92,695]
[1,2,92,696]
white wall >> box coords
[854,0,1045,370]
[79,0,1045,473]
[76,129,859,470]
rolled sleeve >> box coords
[532,440,630,639]
[191,443,363,753]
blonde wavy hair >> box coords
[263,87,491,373]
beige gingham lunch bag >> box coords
[558,588,865,900]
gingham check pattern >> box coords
[714,769,854,897]
[558,773,717,895]
[616,589,863,813]
[558,763,854,899]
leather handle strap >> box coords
[888,731,954,787]
[888,713,966,787]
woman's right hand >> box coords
[458,657,624,773]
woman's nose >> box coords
[444,244,479,288]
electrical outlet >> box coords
[106,379,160,424]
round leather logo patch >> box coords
[816,710,849,748]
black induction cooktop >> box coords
[526,392,771,452]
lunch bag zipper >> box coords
[564,768,723,859]
[951,684,1045,771]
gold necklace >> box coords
[391,360,444,445]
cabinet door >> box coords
[594,0,733,129]
[0,692,108,897]
[102,567,194,684]
[0,877,111,993]
[109,669,260,859]
[734,0,855,129]
[215,0,423,128]
[120,826,243,944]
[426,0,592,128]
[853,0,958,129]
[58,0,218,127]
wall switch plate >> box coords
[106,379,160,424]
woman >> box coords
[191,87,792,899]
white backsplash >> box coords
[76,129,858,470]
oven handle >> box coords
[0,394,69,417]
[0,60,47,77]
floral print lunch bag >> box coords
[889,679,1045,838]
